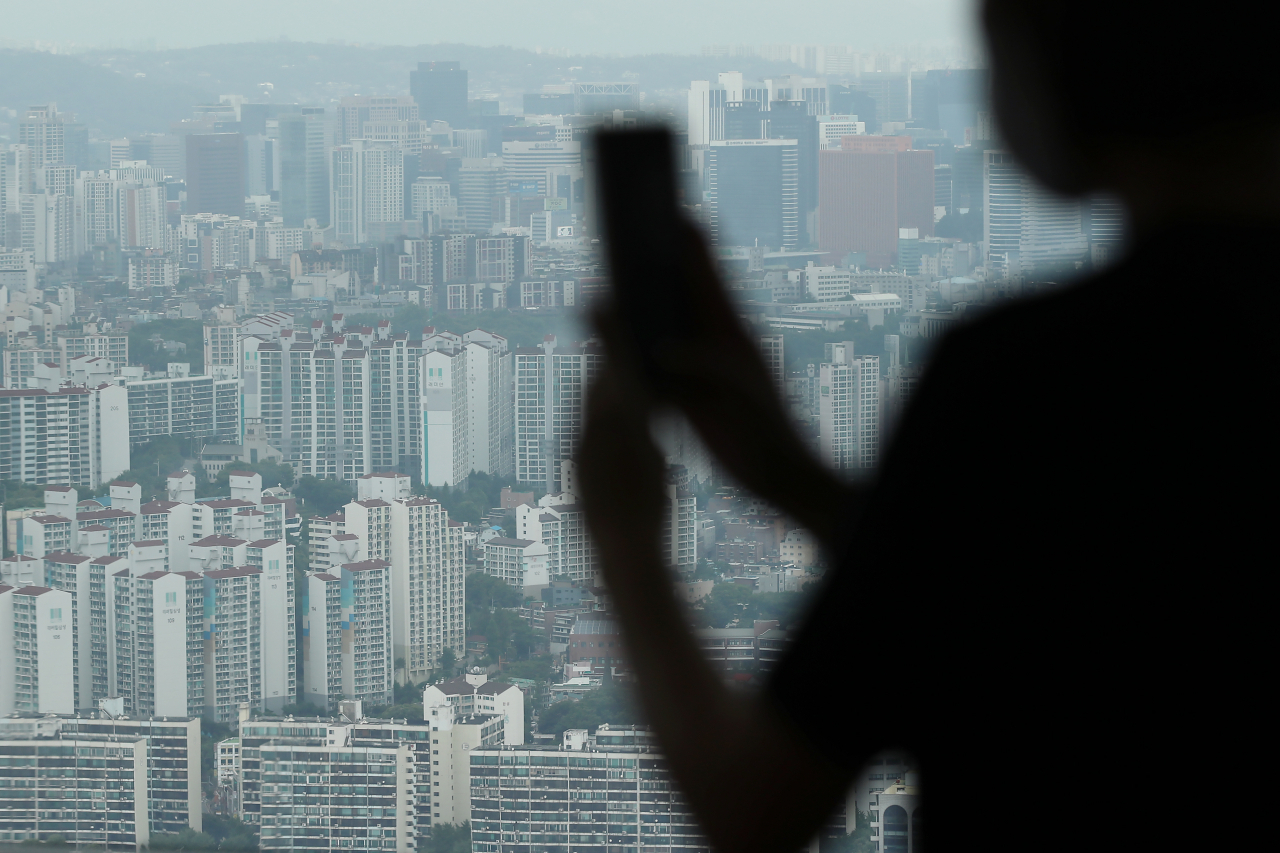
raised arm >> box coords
[577,367,857,853]
[609,222,865,546]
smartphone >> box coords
[595,127,694,389]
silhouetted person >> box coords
[579,3,1271,852]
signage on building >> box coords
[508,180,540,195]
[556,226,574,238]
[544,198,568,211]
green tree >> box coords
[692,582,756,629]
[148,827,218,850]
[364,702,426,724]
[468,608,538,662]
[692,559,720,582]
[294,476,353,517]
[1,480,49,533]
[437,647,458,678]
[423,821,471,853]
[207,459,296,494]
[127,318,207,374]
[107,436,199,501]
[202,814,259,851]
[465,572,523,611]
[537,684,644,738]
[499,655,552,684]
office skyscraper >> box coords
[410,61,468,128]
[185,133,245,217]
[767,100,819,245]
[983,150,1088,275]
[336,95,419,145]
[273,110,329,227]
[724,101,765,140]
[706,139,800,250]
[456,156,505,232]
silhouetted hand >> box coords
[590,221,860,547]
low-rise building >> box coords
[482,537,550,590]
[567,619,626,679]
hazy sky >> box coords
[6,0,981,55]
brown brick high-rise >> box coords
[818,136,935,268]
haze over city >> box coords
[5,1,1244,852]
[3,0,979,54]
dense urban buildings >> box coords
[2,35,1022,853]
[0,711,202,849]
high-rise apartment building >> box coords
[339,476,466,684]
[515,495,599,586]
[421,329,514,487]
[241,317,426,480]
[706,139,800,250]
[204,320,240,371]
[15,191,75,263]
[410,176,455,223]
[73,166,168,253]
[422,670,524,822]
[185,133,246,217]
[239,707,519,845]
[410,61,469,128]
[515,337,604,495]
[304,559,394,709]
[6,482,297,720]
[0,584,74,715]
[121,363,240,446]
[17,104,67,170]
[331,140,405,246]
[818,341,880,473]
[0,384,130,488]
[818,136,935,268]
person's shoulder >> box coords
[949,273,1120,354]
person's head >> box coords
[983,1,1277,211]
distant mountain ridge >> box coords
[1,42,804,139]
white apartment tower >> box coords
[17,105,66,170]
[242,319,424,480]
[304,559,394,710]
[818,341,881,473]
[330,140,405,246]
[345,478,467,685]
[514,336,603,495]
[0,584,74,715]
[421,329,514,487]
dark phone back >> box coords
[595,127,692,382]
